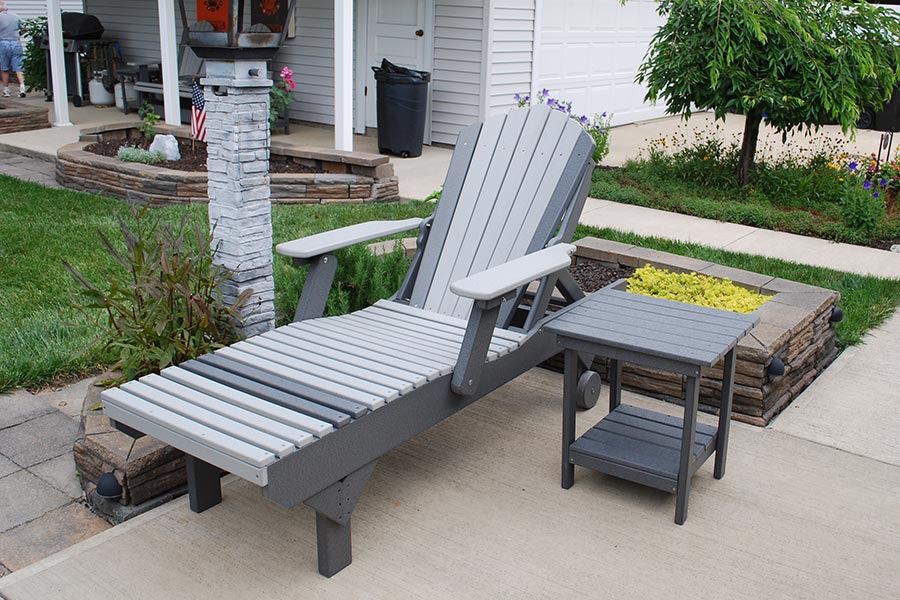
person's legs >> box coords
[0,41,12,96]
[10,41,24,96]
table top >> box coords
[545,287,759,368]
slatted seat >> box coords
[102,300,527,486]
[102,104,596,578]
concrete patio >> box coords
[2,102,900,597]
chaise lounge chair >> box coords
[101,104,597,577]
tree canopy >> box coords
[637,0,900,185]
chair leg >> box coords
[304,461,377,577]
[315,512,353,577]
[186,455,222,513]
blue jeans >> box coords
[0,40,23,73]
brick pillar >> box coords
[203,59,275,337]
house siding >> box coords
[82,0,193,65]
[13,1,84,22]
[486,0,533,117]
[430,0,484,145]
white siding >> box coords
[538,0,666,126]
[82,0,193,65]
[12,1,84,21]
[486,0,533,117]
[273,0,336,125]
[430,0,484,145]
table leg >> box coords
[562,349,577,489]
[608,358,622,412]
[675,375,699,525]
[714,348,736,479]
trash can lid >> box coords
[372,58,431,83]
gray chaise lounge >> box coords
[101,104,597,577]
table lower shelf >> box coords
[569,404,718,494]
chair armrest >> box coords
[276,218,424,260]
[450,243,576,301]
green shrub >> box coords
[841,186,886,235]
[275,242,412,323]
[21,17,48,93]
[137,102,161,140]
[62,208,250,384]
[627,265,770,313]
[116,145,165,165]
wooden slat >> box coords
[248,335,422,389]
[308,317,463,362]
[102,388,275,471]
[424,113,509,315]
[138,375,315,448]
[194,355,370,419]
[234,339,412,395]
[566,300,748,341]
[160,367,333,437]
[587,290,757,330]
[343,311,513,355]
[274,325,448,378]
[216,347,391,408]
[366,305,521,350]
[289,320,457,373]
[436,108,532,317]
[121,380,297,457]
[373,300,526,343]
[409,121,484,310]
[179,360,352,428]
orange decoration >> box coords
[197,0,229,32]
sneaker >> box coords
[18,91,25,98]
[2,88,9,97]
[18,86,26,97]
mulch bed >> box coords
[568,261,635,294]
[84,138,317,174]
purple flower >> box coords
[541,88,549,98]
[579,115,588,124]
[602,112,607,118]
[849,161,859,172]
[864,180,872,190]
[874,192,881,198]
[524,94,530,102]
[547,98,556,107]
[514,93,521,101]
[880,178,887,187]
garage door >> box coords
[538,0,667,126]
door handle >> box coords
[415,29,424,37]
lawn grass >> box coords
[0,176,431,392]
[574,224,900,348]
[1,174,897,392]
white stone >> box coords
[149,135,181,161]
[891,244,900,253]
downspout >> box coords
[530,0,542,105]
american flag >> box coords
[191,78,206,143]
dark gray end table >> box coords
[544,285,759,524]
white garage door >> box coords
[538,0,667,126]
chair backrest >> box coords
[405,104,595,322]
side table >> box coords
[544,285,759,524]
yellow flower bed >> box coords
[626,265,770,314]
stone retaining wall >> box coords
[0,100,50,134]
[573,238,841,426]
[56,123,400,205]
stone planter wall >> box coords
[573,238,841,426]
[0,100,50,133]
[56,123,400,205]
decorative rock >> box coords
[891,244,900,253]
[148,134,181,161]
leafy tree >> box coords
[637,0,900,186]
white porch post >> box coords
[334,0,353,151]
[45,0,71,126]
[157,0,181,125]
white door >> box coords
[539,0,667,126]
[365,0,428,129]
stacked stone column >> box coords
[202,59,275,337]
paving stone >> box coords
[0,454,19,478]
[32,377,94,419]
[0,562,9,576]
[30,452,83,500]
[0,470,70,533]
[0,502,110,571]
[0,411,79,468]
[0,389,56,429]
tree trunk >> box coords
[737,109,763,187]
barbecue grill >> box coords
[39,12,120,107]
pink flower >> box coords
[288,79,296,90]
[281,66,293,79]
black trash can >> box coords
[372,59,431,158]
